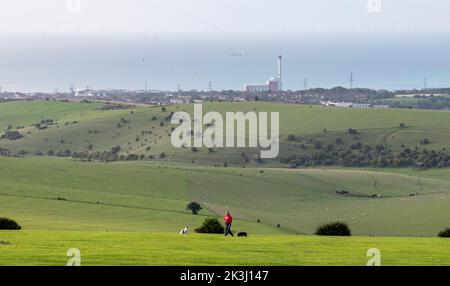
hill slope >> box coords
[1,100,449,167]
[0,157,449,236]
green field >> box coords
[1,100,450,265]
[0,156,449,237]
[1,231,449,266]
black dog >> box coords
[237,232,248,237]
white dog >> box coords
[179,226,189,235]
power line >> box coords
[350,72,354,90]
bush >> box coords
[111,145,121,155]
[1,131,23,140]
[438,228,450,237]
[195,218,225,234]
[315,221,351,236]
[0,218,22,230]
[287,134,296,141]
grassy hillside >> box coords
[0,157,280,234]
[0,157,449,236]
[1,101,449,265]
[1,231,449,266]
[1,100,449,166]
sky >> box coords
[1,1,450,92]
[1,0,450,34]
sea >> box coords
[1,32,450,93]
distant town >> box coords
[1,55,450,110]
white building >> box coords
[321,101,389,109]
[169,97,190,104]
[373,105,389,109]
[351,103,371,108]
[321,101,353,107]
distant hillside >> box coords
[0,100,449,168]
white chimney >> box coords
[277,55,282,91]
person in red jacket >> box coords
[224,211,234,237]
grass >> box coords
[0,156,282,234]
[1,100,450,165]
[0,231,449,266]
[0,157,449,236]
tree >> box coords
[186,201,202,215]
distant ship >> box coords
[230,52,247,57]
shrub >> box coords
[348,128,358,135]
[0,218,22,230]
[438,228,450,237]
[314,141,322,149]
[195,218,225,234]
[1,131,23,140]
[111,145,121,155]
[315,221,351,236]
[186,201,202,215]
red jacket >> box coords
[224,214,233,224]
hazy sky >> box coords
[1,0,450,34]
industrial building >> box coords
[320,101,389,109]
[245,55,283,93]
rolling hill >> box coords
[1,100,449,167]
[0,100,449,237]
[0,156,449,236]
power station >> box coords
[244,55,283,92]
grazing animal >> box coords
[179,226,189,235]
[237,232,248,237]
